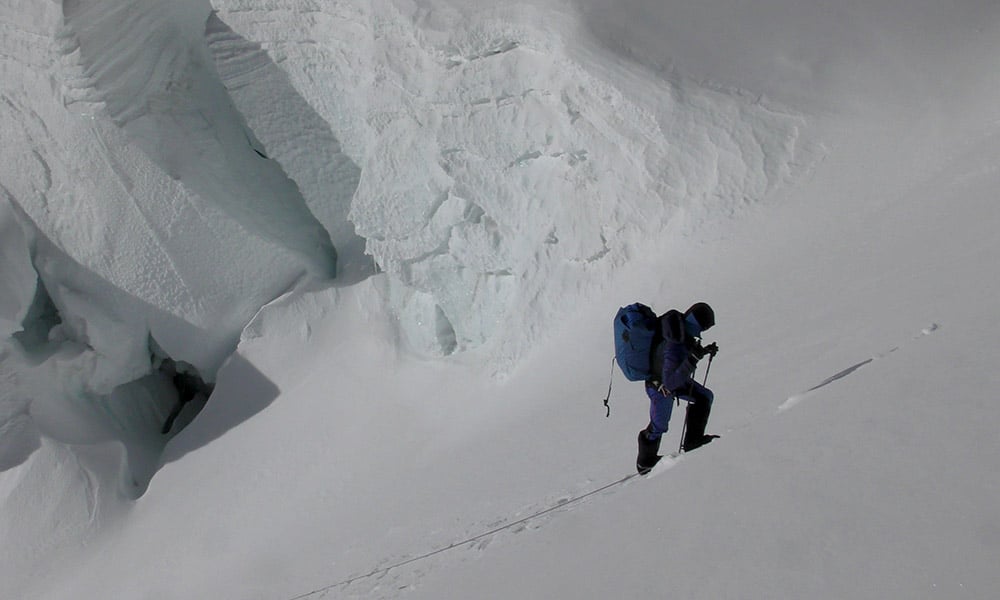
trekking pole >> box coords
[678,352,715,452]
[678,401,689,453]
[703,353,714,386]
[680,353,715,452]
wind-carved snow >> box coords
[0,0,348,493]
[58,0,336,278]
[216,0,809,367]
[0,195,35,340]
[204,12,373,284]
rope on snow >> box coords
[284,472,641,599]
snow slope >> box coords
[2,0,1000,598]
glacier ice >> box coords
[215,0,807,363]
[0,0,350,490]
[0,0,811,492]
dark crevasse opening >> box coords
[97,339,216,497]
[149,341,214,437]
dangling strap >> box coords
[602,356,616,417]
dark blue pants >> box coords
[645,380,713,441]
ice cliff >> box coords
[0,0,808,492]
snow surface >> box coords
[2,0,1000,598]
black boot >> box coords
[636,429,662,474]
[681,401,716,452]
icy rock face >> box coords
[216,0,807,364]
[0,0,344,487]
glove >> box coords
[693,342,718,359]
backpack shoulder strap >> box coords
[660,310,685,343]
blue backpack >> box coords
[613,303,662,381]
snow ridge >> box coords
[779,323,942,413]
